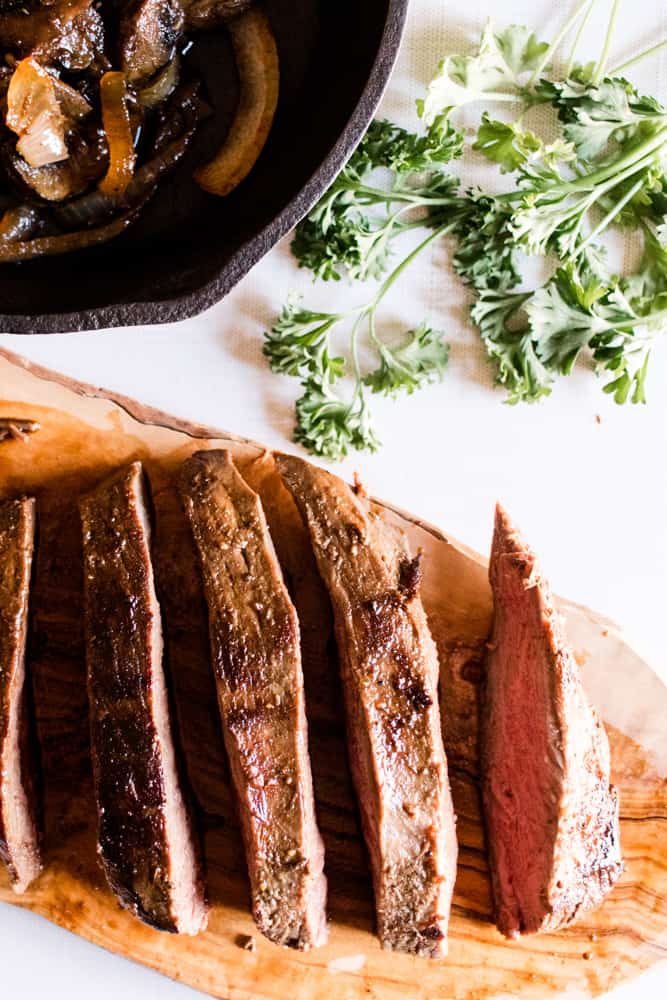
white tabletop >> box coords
[1,0,666,995]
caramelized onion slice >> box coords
[0,209,140,262]
[194,7,279,197]
[0,205,41,242]
[6,56,68,168]
[99,71,136,197]
[1,90,207,262]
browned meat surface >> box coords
[178,450,327,950]
[120,0,185,87]
[277,455,457,958]
[80,462,208,934]
[482,504,623,939]
[0,497,41,894]
[0,1,105,71]
[184,0,253,31]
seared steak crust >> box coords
[178,450,327,950]
[277,455,457,958]
[0,497,41,893]
[80,462,207,934]
[482,504,623,938]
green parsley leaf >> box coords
[263,295,345,379]
[537,75,666,161]
[453,191,521,291]
[526,265,609,373]
[473,114,542,172]
[471,289,552,403]
[494,24,550,77]
[364,323,449,396]
[294,378,380,460]
[419,21,535,124]
[524,259,667,403]
[291,118,462,283]
[354,115,464,174]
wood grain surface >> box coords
[0,348,665,1000]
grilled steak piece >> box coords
[178,450,327,950]
[277,455,457,958]
[0,497,41,894]
[482,504,623,939]
[80,462,208,934]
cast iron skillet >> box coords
[0,0,409,334]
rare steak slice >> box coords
[277,454,457,958]
[178,450,327,950]
[482,504,623,938]
[0,496,41,893]
[80,462,208,934]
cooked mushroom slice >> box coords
[0,205,42,242]
[0,0,105,72]
[120,0,185,88]
[1,87,205,259]
[184,0,254,30]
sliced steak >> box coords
[0,497,41,894]
[79,462,208,934]
[178,450,327,950]
[482,504,623,938]
[277,454,457,958]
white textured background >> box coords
[1,0,666,995]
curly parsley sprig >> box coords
[264,119,464,459]
[265,227,453,459]
[265,1,667,459]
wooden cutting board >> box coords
[0,347,665,1000]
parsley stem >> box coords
[352,183,460,207]
[528,0,597,85]
[610,38,667,75]
[371,224,454,308]
[470,92,526,103]
[349,312,365,390]
[605,309,667,333]
[593,0,621,84]
[565,0,597,77]
[573,175,646,256]
[564,126,667,191]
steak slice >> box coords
[482,504,623,939]
[277,454,457,958]
[80,462,208,934]
[178,450,327,950]
[0,497,41,894]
